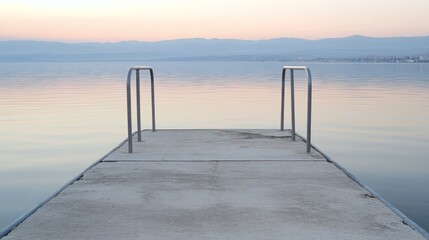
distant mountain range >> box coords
[1,35,429,62]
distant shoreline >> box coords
[1,36,428,63]
[1,58,428,63]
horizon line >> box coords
[2,34,429,44]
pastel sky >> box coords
[1,0,428,42]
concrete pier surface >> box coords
[3,130,426,239]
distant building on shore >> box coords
[420,56,429,62]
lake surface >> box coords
[0,62,428,233]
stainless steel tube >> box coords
[280,69,286,131]
[281,66,313,153]
[126,66,156,153]
[136,70,142,142]
[126,68,133,153]
[290,69,296,141]
[150,69,156,132]
[306,68,312,153]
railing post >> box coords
[150,69,156,132]
[126,66,156,153]
[306,68,312,153]
[126,69,133,153]
[281,66,313,153]
[290,69,296,141]
[280,68,286,131]
[136,70,142,142]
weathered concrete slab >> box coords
[3,130,426,239]
[105,129,324,161]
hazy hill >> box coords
[1,35,429,61]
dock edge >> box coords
[0,136,130,239]
[1,130,428,239]
[296,132,429,240]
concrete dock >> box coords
[3,129,426,239]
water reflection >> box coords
[0,62,428,231]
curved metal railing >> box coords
[280,66,312,153]
[126,66,156,153]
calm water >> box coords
[0,62,428,232]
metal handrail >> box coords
[126,66,156,153]
[280,66,312,153]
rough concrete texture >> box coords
[4,130,425,240]
[105,129,324,161]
